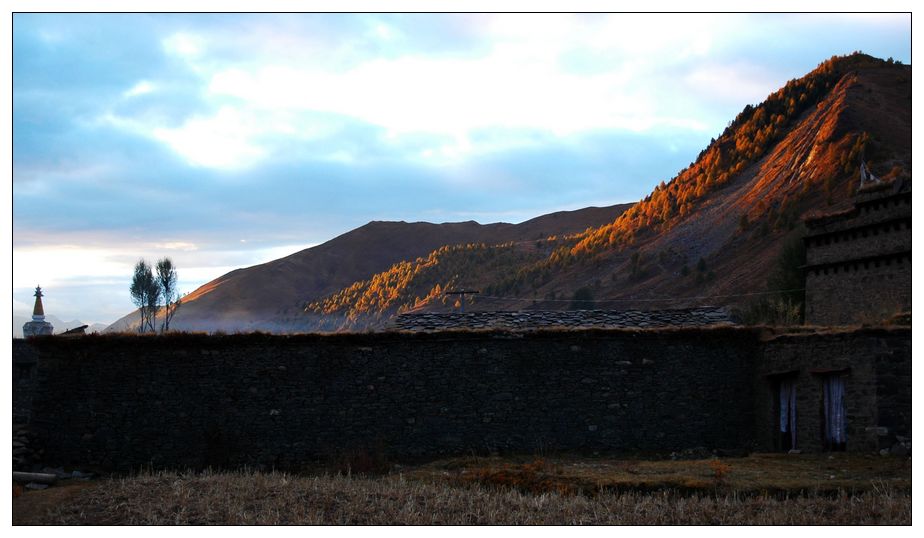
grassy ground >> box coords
[13,453,911,525]
[403,452,912,496]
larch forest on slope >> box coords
[105,53,911,334]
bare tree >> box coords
[156,257,180,333]
[130,259,159,333]
[145,275,160,333]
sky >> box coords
[9,11,912,326]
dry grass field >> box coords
[13,453,911,525]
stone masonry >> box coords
[803,179,911,325]
[13,327,910,472]
[392,307,732,332]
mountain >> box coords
[307,54,911,328]
[105,203,632,333]
[107,53,911,333]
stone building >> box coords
[22,286,54,338]
[803,178,911,325]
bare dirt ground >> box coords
[12,481,95,525]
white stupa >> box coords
[22,285,54,337]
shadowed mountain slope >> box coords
[106,204,632,333]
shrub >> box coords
[709,460,732,485]
[738,214,750,232]
[737,297,803,326]
[462,458,575,496]
[737,229,806,325]
[570,287,595,310]
[335,447,391,477]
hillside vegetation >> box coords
[565,54,876,259]
[307,241,549,329]
[304,53,911,329]
[103,53,912,333]
[106,205,629,333]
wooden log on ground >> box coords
[12,472,57,485]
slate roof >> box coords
[391,307,733,332]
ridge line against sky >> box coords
[6,10,913,326]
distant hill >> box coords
[307,53,911,328]
[105,204,632,333]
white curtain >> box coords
[824,376,847,446]
[780,379,796,448]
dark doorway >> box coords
[771,374,798,452]
[821,374,847,451]
[779,377,797,451]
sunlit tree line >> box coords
[565,53,870,260]
[305,241,545,327]
[305,54,903,325]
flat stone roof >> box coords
[391,307,734,332]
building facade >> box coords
[803,179,911,325]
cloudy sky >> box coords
[11,12,911,325]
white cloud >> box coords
[151,107,268,169]
[369,21,401,42]
[106,12,908,172]
[13,245,129,290]
[123,14,755,170]
[154,241,198,251]
[683,62,780,105]
[482,13,725,60]
[206,53,653,136]
[195,47,713,168]
[162,32,205,59]
[124,80,155,98]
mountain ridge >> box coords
[106,203,633,332]
[305,53,911,328]
[108,53,911,333]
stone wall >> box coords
[754,329,910,453]
[804,255,911,325]
[13,342,39,424]
[804,219,911,266]
[392,307,732,331]
[873,335,913,452]
[803,185,911,326]
[13,327,910,471]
